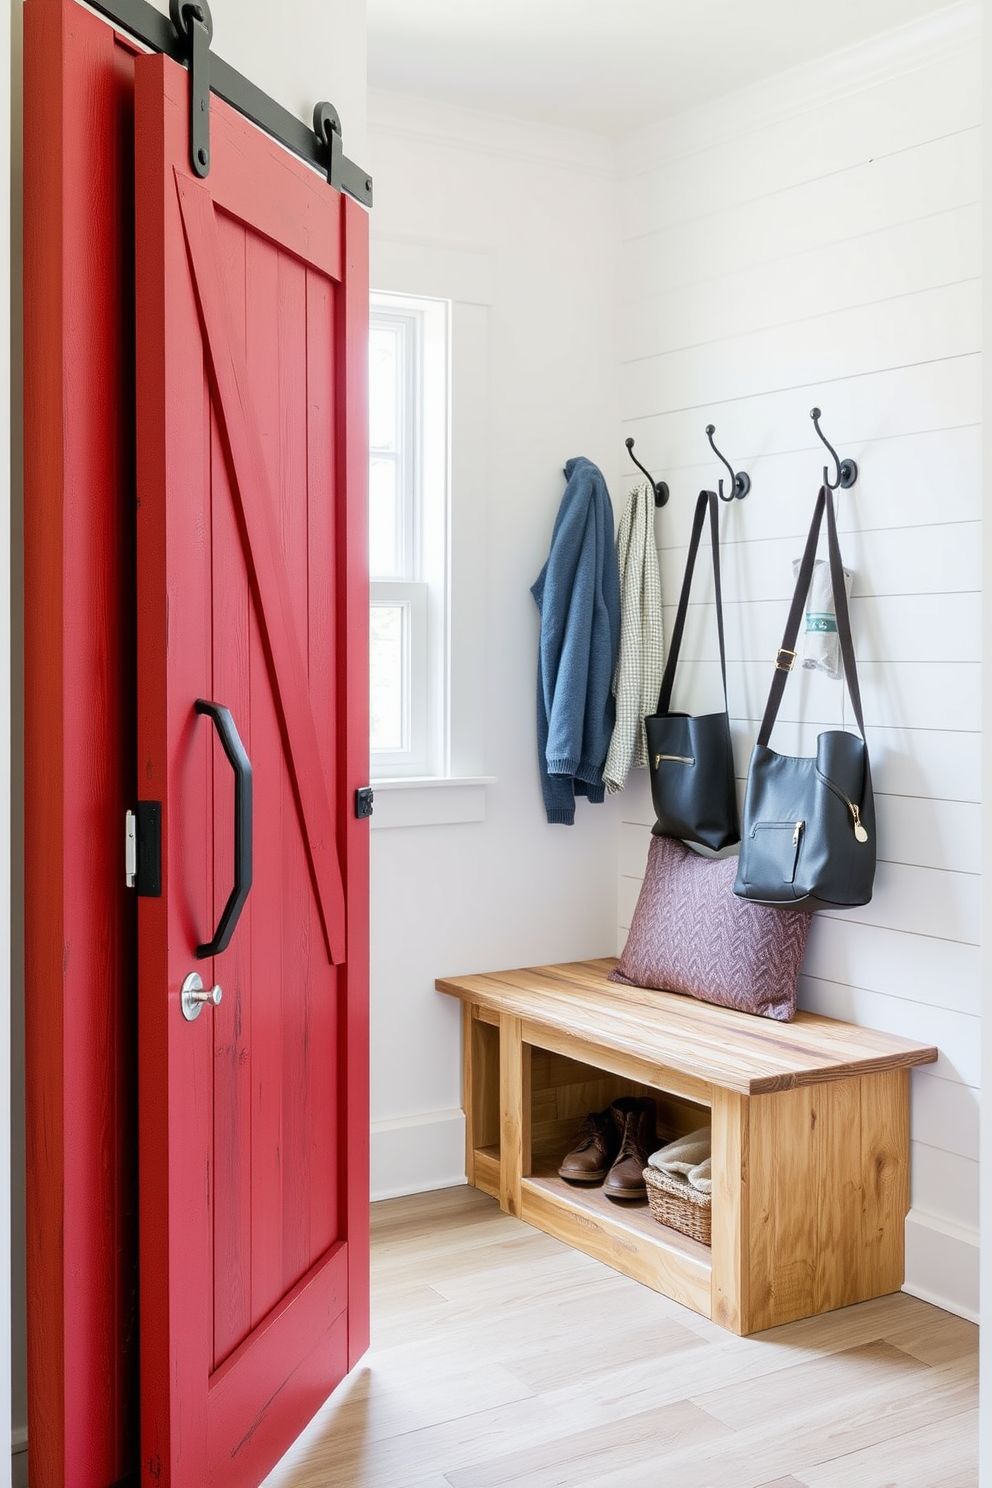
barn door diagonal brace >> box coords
[78,0,373,205]
[170,0,213,177]
[175,171,348,966]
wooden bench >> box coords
[436,958,938,1336]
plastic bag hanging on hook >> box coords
[790,557,854,679]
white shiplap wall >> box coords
[365,91,624,1200]
[615,3,981,1319]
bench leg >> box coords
[462,1002,477,1184]
[711,1087,751,1335]
[461,1005,501,1197]
[499,1014,531,1218]
[742,1070,910,1332]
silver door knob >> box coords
[181,971,223,1022]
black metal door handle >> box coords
[195,699,253,958]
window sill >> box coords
[369,776,496,830]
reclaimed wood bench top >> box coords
[435,958,938,1096]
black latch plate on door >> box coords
[135,801,162,896]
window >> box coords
[365,244,492,827]
[368,293,448,778]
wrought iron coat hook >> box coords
[624,438,669,507]
[810,408,858,490]
[705,425,750,502]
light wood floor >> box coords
[262,1186,978,1488]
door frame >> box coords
[23,6,141,1482]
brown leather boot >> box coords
[603,1096,658,1201]
[558,1108,619,1183]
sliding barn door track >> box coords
[83,0,373,204]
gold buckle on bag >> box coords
[775,648,797,672]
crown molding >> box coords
[369,9,979,195]
[368,86,616,180]
[620,0,981,179]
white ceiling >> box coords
[367,0,965,135]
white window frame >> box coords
[368,242,495,827]
[369,292,448,780]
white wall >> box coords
[615,4,981,1321]
[366,92,623,1198]
[0,0,13,1480]
[980,1,991,1479]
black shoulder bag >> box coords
[733,485,875,912]
[645,489,739,851]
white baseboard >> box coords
[904,1206,979,1323]
[370,1108,468,1202]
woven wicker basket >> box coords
[643,1165,712,1247]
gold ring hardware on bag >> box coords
[775,648,797,672]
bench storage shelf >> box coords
[436,958,938,1336]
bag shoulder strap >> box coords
[656,489,728,715]
[757,485,866,747]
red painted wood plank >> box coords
[135,51,215,1488]
[209,1313,349,1488]
[306,267,341,1259]
[24,4,139,1482]
[209,209,254,1367]
[271,249,315,1294]
[338,196,372,1368]
[207,1251,348,1487]
[176,172,348,966]
[246,609,287,1331]
[244,229,287,1329]
[24,12,72,1478]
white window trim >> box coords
[369,239,494,825]
[370,776,497,831]
[369,292,448,780]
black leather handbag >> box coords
[645,489,739,852]
[733,485,875,912]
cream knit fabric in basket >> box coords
[648,1126,712,1194]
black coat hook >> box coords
[705,425,750,502]
[810,408,858,490]
[624,438,669,507]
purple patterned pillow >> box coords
[611,835,811,1021]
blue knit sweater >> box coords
[531,458,621,825]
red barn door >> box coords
[133,49,369,1488]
